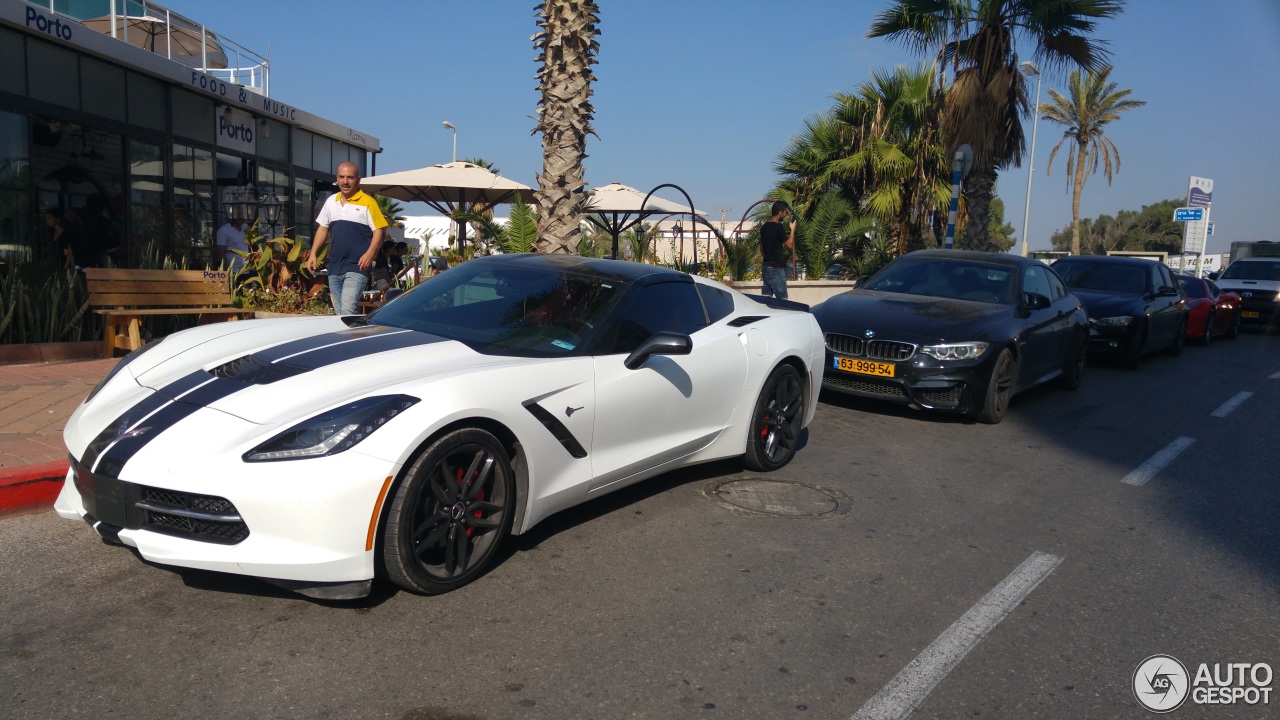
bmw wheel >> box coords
[743,364,804,472]
[1057,336,1087,391]
[382,428,516,595]
[977,349,1017,424]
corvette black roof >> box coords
[465,253,689,284]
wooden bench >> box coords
[85,268,254,357]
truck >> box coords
[1228,241,1280,264]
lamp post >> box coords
[441,121,456,163]
[1019,60,1042,258]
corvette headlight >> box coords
[920,341,989,361]
[1090,316,1135,327]
[84,339,165,405]
[244,395,419,462]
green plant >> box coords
[0,268,97,344]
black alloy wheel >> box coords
[1057,336,1087,391]
[977,348,1017,424]
[1164,317,1186,356]
[743,364,804,471]
[382,428,515,595]
[1226,313,1240,339]
[1200,315,1214,345]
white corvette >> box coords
[57,255,824,598]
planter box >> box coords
[0,341,100,365]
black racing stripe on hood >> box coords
[83,326,445,479]
[78,371,210,470]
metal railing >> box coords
[35,0,270,96]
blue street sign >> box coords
[1174,207,1205,222]
[1207,222,1215,235]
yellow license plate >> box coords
[834,356,895,377]
[1242,311,1260,318]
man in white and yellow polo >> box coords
[306,161,388,315]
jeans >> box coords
[761,266,789,300]
[329,271,368,315]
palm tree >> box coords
[374,195,406,228]
[868,0,1122,251]
[1041,66,1145,256]
[532,0,600,254]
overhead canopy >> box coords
[361,162,534,249]
[584,183,705,259]
[82,14,229,69]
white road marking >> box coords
[850,551,1063,720]
[1269,371,1280,380]
[1209,391,1253,418]
[1121,437,1196,487]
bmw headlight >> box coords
[244,395,419,462]
[920,341,989,361]
[84,339,165,405]
[1090,316,1134,327]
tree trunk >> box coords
[1070,142,1088,256]
[532,0,600,255]
[959,168,997,251]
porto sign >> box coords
[1174,207,1205,222]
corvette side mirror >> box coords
[624,332,692,370]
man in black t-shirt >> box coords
[760,200,797,299]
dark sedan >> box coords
[1051,255,1188,368]
[812,250,1089,424]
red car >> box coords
[1177,274,1242,344]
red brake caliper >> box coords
[760,411,771,437]
[455,467,485,537]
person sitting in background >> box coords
[370,239,396,291]
[389,241,407,278]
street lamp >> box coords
[1019,60,1043,258]
[441,121,456,163]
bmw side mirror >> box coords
[1021,292,1051,311]
[624,332,692,370]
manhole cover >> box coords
[710,478,840,517]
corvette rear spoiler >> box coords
[744,294,810,313]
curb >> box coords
[0,461,69,515]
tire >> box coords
[743,364,805,471]
[1199,315,1213,346]
[1121,324,1146,369]
[382,428,516,595]
[1057,336,1087,391]
[1163,317,1186,356]
[1226,313,1240,339]
[977,348,1017,424]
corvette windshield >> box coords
[368,263,627,356]
[863,259,1014,304]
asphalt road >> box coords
[2,332,1277,720]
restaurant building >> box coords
[0,0,380,268]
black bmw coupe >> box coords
[811,250,1089,424]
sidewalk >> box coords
[0,358,118,515]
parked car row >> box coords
[810,250,1253,426]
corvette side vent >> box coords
[210,354,308,385]
[728,315,768,327]
[523,402,588,459]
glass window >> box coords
[696,283,735,323]
[349,147,366,176]
[172,143,214,267]
[0,27,25,97]
[258,118,288,162]
[31,121,124,268]
[127,72,165,131]
[611,281,706,353]
[292,128,312,171]
[129,140,165,264]
[1022,266,1052,299]
[173,90,214,143]
[372,262,628,358]
[0,111,31,264]
[27,40,79,109]
[256,164,289,237]
[312,134,332,173]
[81,56,127,122]
[1045,267,1067,300]
[293,176,314,246]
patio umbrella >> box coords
[81,14,228,69]
[360,162,534,251]
[584,183,704,259]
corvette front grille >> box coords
[138,486,248,545]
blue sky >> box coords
[164,0,1280,256]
